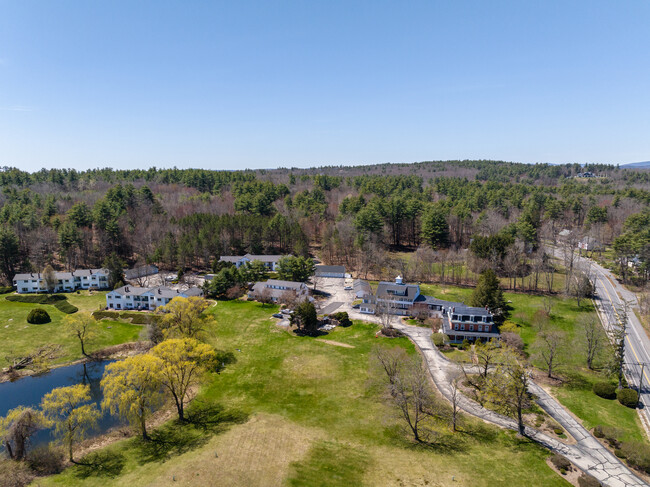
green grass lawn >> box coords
[37,300,568,487]
[0,291,141,366]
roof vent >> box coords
[395,275,403,285]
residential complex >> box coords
[106,285,204,310]
[13,268,110,293]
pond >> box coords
[0,360,126,449]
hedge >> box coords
[0,286,14,294]
[6,294,67,305]
[27,308,51,324]
[617,388,639,408]
[592,381,617,400]
[53,300,78,314]
[119,312,159,325]
[92,311,120,320]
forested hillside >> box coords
[0,160,648,289]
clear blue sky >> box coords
[1,1,649,171]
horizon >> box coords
[1,1,650,170]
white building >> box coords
[314,265,346,278]
[13,268,110,294]
[248,279,309,303]
[105,285,204,311]
[219,254,287,271]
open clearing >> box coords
[0,291,142,366]
[38,299,569,487]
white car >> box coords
[344,286,352,291]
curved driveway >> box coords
[344,307,648,487]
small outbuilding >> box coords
[314,265,346,278]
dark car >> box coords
[272,313,283,318]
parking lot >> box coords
[312,277,356,314]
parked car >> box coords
[281,309,292,314]
[352,303,360,309]
[272,313,283,318]
[344,286,352,290]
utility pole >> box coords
[640,362,645,395]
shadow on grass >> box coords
[135,402,248,465]
[74,451,127,479]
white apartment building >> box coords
[13,268,110,293]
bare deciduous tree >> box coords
[580,316,602,370]
[373,345,442,442]
[535,329,565,378]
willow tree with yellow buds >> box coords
[152,338,217,421]
[101,354,164,440]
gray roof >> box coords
[353,279,372,296]
[14,268,107,281]
[315,265,345,275]
[376,281,420,301]
[262,279,306,290]
[111,285,152,296]
[183,287,204,297]
[447,302,493,317]
[13,272,42,280]
[72,268,108,277]
[220,254,286,263]
[110,285,202,298]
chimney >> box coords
[158,289,161,295]
[395,275,403,285]
[90,269,93,275]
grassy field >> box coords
[37,300,569,487]
[0,291,142,366]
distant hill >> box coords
[621,161,650,169]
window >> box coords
[477,325,482,332]
[469,325,474,332]
[460,324,465,331]
[22,288,28,292]
[454,324,459,331]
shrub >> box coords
[500,331,524,352]
[27,445,65,475]
[461,339,471,350]
[53,300,78,314]
[550,454,571,471]
[27,308,50,324]
[617,388,639,408]
[614,448,626,459]
[0,460,33,487]
[553,427,564,436]
[0,286,14,294]
[381,327,404,338]
[593,425,622,448]
[331,311,352,327]
[621,441,650,473]
[432,333,448,347]
[592,381,617,399]
[92,310,120,320]
[578,474,601,487]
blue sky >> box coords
[1,1,649,171]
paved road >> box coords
[341,306,647,486]
[550,246,650,434]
